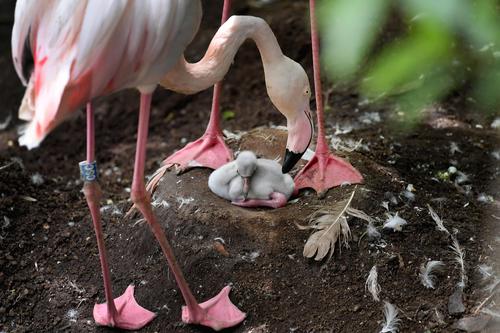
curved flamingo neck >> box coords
[160,16,284,95]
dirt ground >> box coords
[1,1,500,333]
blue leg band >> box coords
[79,161,98,182]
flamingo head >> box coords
[265,57,313,173]
[236,151,257,198]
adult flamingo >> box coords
[12,0,312,329]
[12,0,246,330]
[293,0,363,196]
[156,0,363,197]
[146,1,314,192]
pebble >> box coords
[213,241,230,257]
[454,314,491,332]
[448,288,465,315]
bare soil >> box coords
[1,1,499,333]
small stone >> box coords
[448,288,465,315]
[246,324,269,333]
[213,241,230,257]
[454,314,491,332]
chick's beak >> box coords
[242,177,250,199]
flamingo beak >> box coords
[282,149,304,173]
[282,108,313,173]
[242,177,250,199]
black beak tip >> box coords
[282,149,303,173]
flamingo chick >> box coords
[12,0,244,330]
[209,151,294,208]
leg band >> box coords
[79,161,98,182]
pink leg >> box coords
[232,192,288,209]
[147,0,234,192]
[294,0,363,197]
[82,103,155,330]
[132,92,245,331]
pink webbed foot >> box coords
[165,132,232,172]
[146,133,233,194]
[93,285,156,330]
[294,151,363,197]
[232,192,288,209]
[182,286,246,331]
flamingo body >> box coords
[12,1,247,330]
[12,0,201,149]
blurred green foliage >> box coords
[319,0,500,124]
[222,110,236,120]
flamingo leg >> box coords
[293,0,363,197]
[132,92,245,331]
[147,0,233,193]
[154,85,232,174]
[232,192,288,209]
[82,103,155,330]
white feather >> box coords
[365,265,381,301]
[450,235,467,289]
[427,204,450,234]
[481,307,500,319]
[383,213,407,231]
[367,223,381,240]
[11,0,45,84]
[419,260,445,289]
[379,302,401,333]
[477,264,494,280]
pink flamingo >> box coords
[12,0,245,330]
[12,0,312,329]
[293,0,363,196]
[156,0,363,197]
[147,1,314,192]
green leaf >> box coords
[400,0,469,30]
[462,0,500,50]
[473,64,500,115]
[319,0,391,79]
[222,110,235,120]
[361,20,452,98]
[393,70,455,128]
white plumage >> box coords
[12,0,201,148]
[208,151,294,202]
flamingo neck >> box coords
[160,16,284,95]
